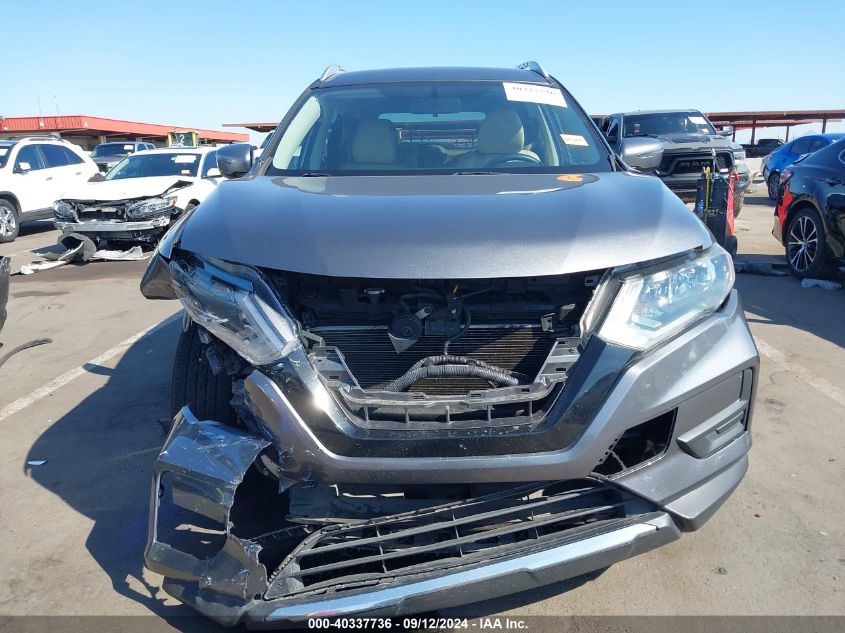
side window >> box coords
[40,144,71,168]
[790,139,810,155]
[606,117,619,142]
[201,151,219,177]
[61,147,84,165]
[807,138,826,153]
[15,145,46,171]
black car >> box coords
[90,141,155,173]
[774,137,845,277]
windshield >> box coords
[267,81,610,175]
[92,143,138,158]
[105,153,200,180]
[623,112,717,137]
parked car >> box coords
[90,141,156,173]
[0,137,99,243]
[53,147,221,246]
[139,63,758,627]
[773,137,845,277]
[742,138,783,158]
[763,133,845,201]
[599,110,750,216]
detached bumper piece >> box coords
[146,409,680,627]
[56,217,171,242]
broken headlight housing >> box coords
[126,196,177,219]
[170,256,301,365]
[52,200,75,220]
[598,245,734,351]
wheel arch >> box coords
[0,192,21,212]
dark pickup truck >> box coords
[742,138,783,158]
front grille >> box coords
[659,151,734,176]
[264,481,654,599]
[75,204,129,221]
[318,326,555,395]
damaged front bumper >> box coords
[55,216,171,242]
[147,409,681,627]
[146,291,757,626]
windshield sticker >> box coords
[123,144,135,150]
[503,82,567,107]
[0,148,7,157]
[557,174,584,182]
[173,155,198,163]
[560,133,589,147]
[181,169,192,175]
[689,116,708,125]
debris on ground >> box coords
[15,233,148,275]
[715,566,728,575]
[800,278,842,291]
[0,338,52,370]
[734,260,790,276]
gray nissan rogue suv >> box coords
[140,63,758,626]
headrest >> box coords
[477,110,525,154]
[351,120,396,164]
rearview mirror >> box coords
[216,143,254,178]
[717,125,734,137]
[205,167,222,178]
[619,137,663,172]
[14,161,32,174]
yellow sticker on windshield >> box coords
[557,174,583,182]
[560,133,589,147]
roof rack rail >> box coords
[7,135,64,142]
[319,65,348,82]
[516,61,549,79]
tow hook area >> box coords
[145,408,279,626]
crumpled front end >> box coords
[146,409,683,627]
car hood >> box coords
[177,172,712,279]
[61,176,194,202]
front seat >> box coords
[344,119,398,170]
[456,110,538,168]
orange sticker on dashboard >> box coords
[557,174,584,182]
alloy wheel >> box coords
[787,215,818,273]
[0,206,16,237]
[768,174,780,200]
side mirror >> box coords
[619,137,663,172]
[216,143,253,178]
[205,167,222,178]
[14,161,32,174]
[717,125,734,137]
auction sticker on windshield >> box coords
[560,133,589,146]
[173,155,198,163]
[503,82,566,107]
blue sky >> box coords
[4,1,843,143]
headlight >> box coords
[52,200,75,220]
[126,196,177,219]
[732,149,746,161]
[169,256,300,366]
[597,245,734,351]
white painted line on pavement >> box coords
[0,312,181,423]
[755,336,845,408]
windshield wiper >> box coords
[299,171,331,177]
[450,170,499,175]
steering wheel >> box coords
[484,154,543,169]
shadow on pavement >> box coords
[23,317,227,631]
[736,273,845,350]
[18,220,58,239]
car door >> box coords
[10,144,52,217]
[38,144,81,214]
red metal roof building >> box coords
[0,114,248,149]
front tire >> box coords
[733,190,744,218]
[785,207,832,278]
[170,321,236,424]
[0,200,20,243]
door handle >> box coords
[74,171,82,176]
[45,176,53,181]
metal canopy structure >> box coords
[0,115,248,149]
[705,110,845,143]
[226,110,845,145]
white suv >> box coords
[0,137,99,242]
